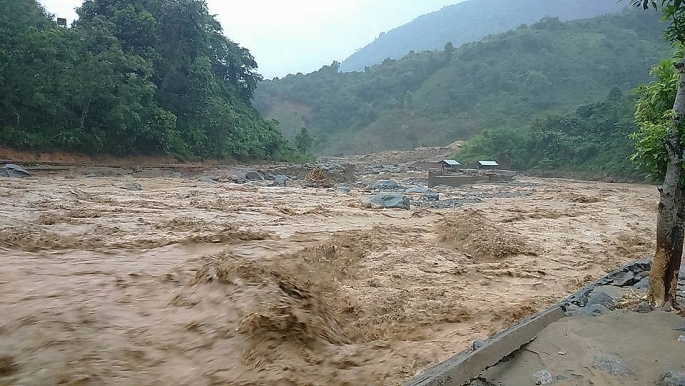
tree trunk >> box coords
[649,157,682,307]
[668,186,685,305]
[647,57,685,309]
[80,100,91,130]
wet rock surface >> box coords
[472,339,486,351]
[245,171,264,181]
[367,180,402,191]
[1,164,31,178]
[198,176,217,184]
[634,276,650,290]
[585,290,616,310]
[116,182,143,191]
[366,194,410,210]
[272,175,288,187]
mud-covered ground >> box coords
[0,166,658,385]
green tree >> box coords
[443,41,454,64]
[630,0,685,308]
[458,90,642,177]
[295,127,313,155]
[0,0,288,160]
[254,9,670,154]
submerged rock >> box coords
[198,176,216,184]
[272,175,288,187]
[366,194,410,210]
[423,191,440,201]
[1,164,30,178]
[405,186,431,194]
[120,182,142,191]
[245,171,264,181]
[368,180,401,191]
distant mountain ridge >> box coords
[254,9,671,155]
[340,0,628,72]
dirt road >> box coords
[0,170,657,385]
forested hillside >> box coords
[340,0,626,72]
[0,0,293,160]
[458,87,644,179]
[254,9,671,155]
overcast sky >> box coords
[38,0,463,78]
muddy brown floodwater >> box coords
[0,173,658,385]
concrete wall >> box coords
[428,174,484,188]
[428,172,515,188]
[487,174,514,183]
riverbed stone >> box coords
[245,171,264,181]
[366,194,410,210]
[368,180,401,191]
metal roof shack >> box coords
[440,160,461,171]
[478,160,499,170]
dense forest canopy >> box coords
[255,9,672,156]
[458,87,645,179]
[0,0,296,160]
[339,0,627,72]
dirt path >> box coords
[0,173,657,385]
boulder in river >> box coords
[366,194,410,210]
[1,164,31,178]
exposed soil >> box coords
[0,164,659,385]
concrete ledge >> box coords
[405,307,564,386]
[404,259,652,386]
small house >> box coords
[440,160,460,171]
[477,160,499,171]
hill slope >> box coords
[339,0,627,72]
[254,9,671,155]
[0,0,295,161]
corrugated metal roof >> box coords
[442,160,460,166]
[478,161,499,166]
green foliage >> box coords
[631,59,680,180]
[458,90,646,179]
[339,0,627,72]
[295,127,313,155]
[255,9,672,155]
[631,0,685,43]
[0,0,290,160]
